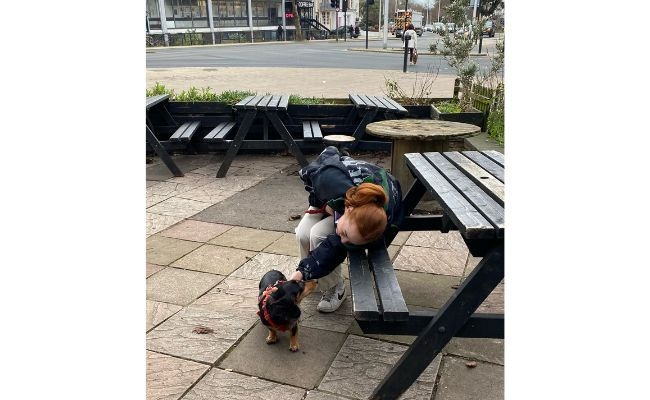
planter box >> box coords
[430,104,485,130]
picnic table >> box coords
[146,94,184,177]
[216,94,309,177]
[348,150,504,400]
[345,94,408,149]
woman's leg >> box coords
[295,206,327,259]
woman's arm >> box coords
[295,234,348,280]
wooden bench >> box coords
[302,120,323,141]
[168,121,202,142]
[348,246,409,323]
[203,121,236,142]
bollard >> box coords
[403,34,411,73]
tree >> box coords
[479,0,503,18]
[292,0,303,41]
[438,0,480,111]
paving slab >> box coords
[147,300,183,331]
[146,235,203,266]
[183,368,306,400]
[394,245,468,277]
[230,252,300,282]
[146,350,210,400]
[443,337,504,365]
[304,390,351,400]
[146,267,224,306]
[208,226,284,251]
[147,305,258,364]
[147,212,185,237]
[299,290,354,334]
[318,334,441,400]
[189,276,259,314]
[262,232,300,257]
[475,282,504,314]
[147,263,165,278]
[434,356,504,400]
[191,170,307,233]
[146,154,219,181]
[159,220,233,243]
[147,197,213,219]
[219,323,347,389]
[170,244,257,275]
[395,270,460,309]
[405,230,468,252]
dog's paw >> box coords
[289,345,299,352]
[265,336,278,345]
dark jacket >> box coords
[296,146,403,280]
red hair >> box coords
[344,183,388,242]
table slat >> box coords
[146,94,170,110]
[257,95,273,109]
[425,152,504,237]
[368,247,409,321]
[381,96,408,114]
[461,151,505,183]
[348,250,380,320]
[405,153,496,239]
[482,150,505,167]
[349,93,367,108]
[444,152,505,206]
[277,94,289,110]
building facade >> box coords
[145,0,360,45]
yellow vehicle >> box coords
[393,9,423,37]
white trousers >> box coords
[295,206,344,291]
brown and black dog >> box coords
[257,269,317,352]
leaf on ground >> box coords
[192,326,214,334]
[289,214,302,221]
[465,361,478,368]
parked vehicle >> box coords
[446,22,456,33]
[482,20,495,37]
[424,24,433,32]
[432,22,445,33]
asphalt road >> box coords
[146,33,501,75]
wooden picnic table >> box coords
[365,119,480,196]
[345,94,408,149]
[366,150,504,400]
[216,94,309,177]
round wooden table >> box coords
[366,119,481,192]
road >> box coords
[146,32,501,76]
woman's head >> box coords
[407,23,414,30]
[335,183,388,245]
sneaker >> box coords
[317,281,346,313]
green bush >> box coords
[435,100,462,113]
[486,107,504,145]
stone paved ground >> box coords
[146,152,504,400]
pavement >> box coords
[146,41,504,400]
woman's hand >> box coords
[289,271,304,281]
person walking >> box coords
[277,24,283,41]
[403,23,418,64]
[289,146,404,313]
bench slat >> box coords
[348,250,380,321]
[367,95,389,111]
[310,121,323,139]
[204,121,236,142]
[349,93,367,108]
[368,247,409,321]
[146,94,170,110]
[302,121,313,139]
[169,121,201,142]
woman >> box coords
[289,146,403,312]
[403,23,418,64]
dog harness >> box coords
[257,280,290,332]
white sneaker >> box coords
[317,280,346,313]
